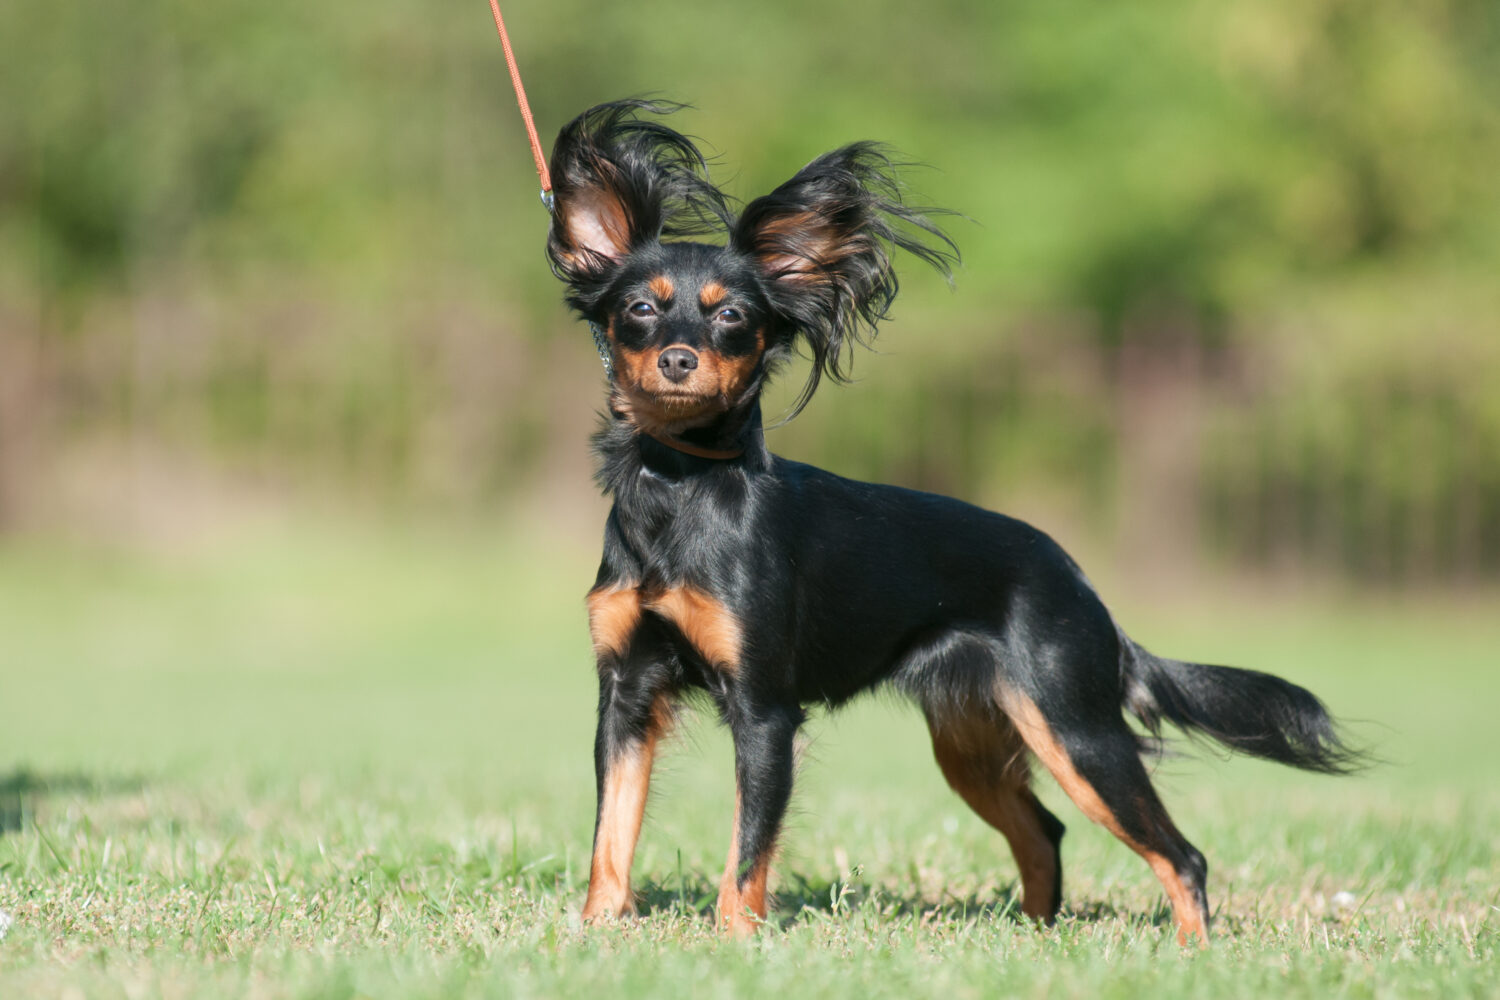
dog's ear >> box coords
[546,101,728,309]
[732,144,956,416]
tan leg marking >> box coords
[998,686,1209,946]
[927,711,1059,921]
[581,693,672,923]
[645,586,742,677]
[715,790,770,936]
[587,585,641,658]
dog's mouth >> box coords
[612,381,726,436]
[646,387,716,409]
[631,383,722,417]
[619,367,722,409]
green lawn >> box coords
[1,519,1496,998]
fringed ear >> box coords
[731,144,957,416]
[546,100,729,314]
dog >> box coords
[542,100,1362,945]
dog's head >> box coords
[546,100,956,434]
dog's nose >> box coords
[658,348,699,383]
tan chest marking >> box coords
[588,582,742,674]
[587,585,642,659]
[645,586,743,676]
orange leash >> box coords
[486,2,614,377]
[486,0,553,209]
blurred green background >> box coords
[2,4,1499,992]
[3,0,1499,583]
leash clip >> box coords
[589,321,614,379]
[541,188,555,213]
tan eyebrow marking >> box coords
[647,275,674,300]
[699,280,728,309]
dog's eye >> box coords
[716,307,743,324]
[628,302,656,318]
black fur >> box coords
[1122,638,1365,774]
[547,99,731,315]
[552,100,1366,943]
[730,143,957,415]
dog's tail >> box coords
[1120,632,1368,774]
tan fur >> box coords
[587,585,641,658]
[997,685,1209,946]
[645,586,742,676]
[608,330,767,438]
[581,692,672,923]
[927,710,1059,921]
[647,275,675,301]
[698,280,728,308]
[716,790,770,935]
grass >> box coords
[0,516,1497,998]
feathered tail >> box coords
[1120,633,1368,774]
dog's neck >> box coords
[592,396,770,497]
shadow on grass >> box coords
[632,868,1178,934]
[0,768,145,834]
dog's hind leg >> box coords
[926,708,1067,922]
[998,684,1211,946]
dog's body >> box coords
[545,101,1360,944]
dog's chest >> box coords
[614,464,747,570]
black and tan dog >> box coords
[544,100,1361,944]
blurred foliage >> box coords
[1,0,1499,580]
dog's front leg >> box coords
[581,586,673,923]
[717,700,803,935]
[580,670,672,923]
